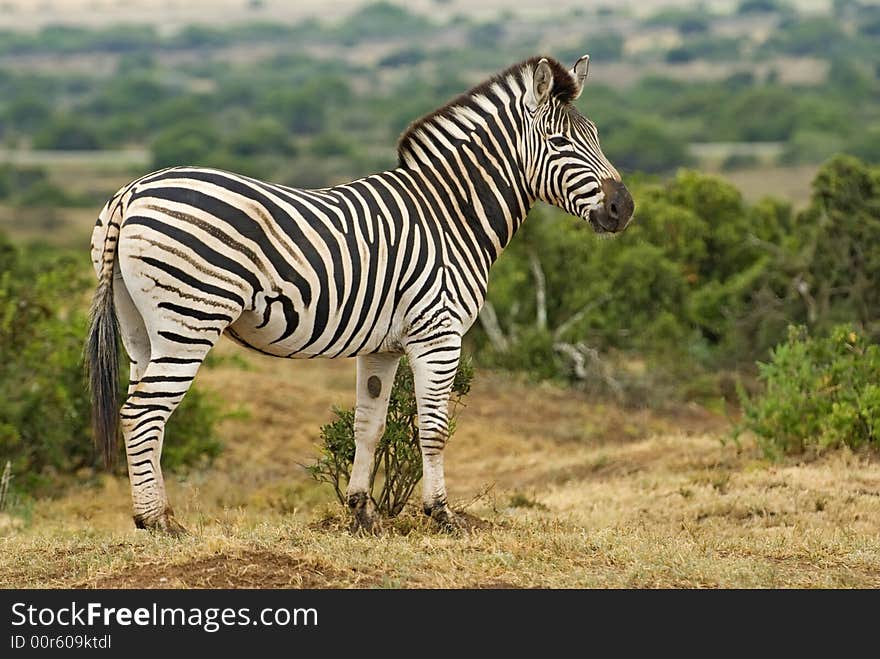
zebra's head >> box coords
[525,56,634,234]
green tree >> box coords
[4,95,51,133]
[150,121,223,168]
[32,115,103,150]
[261,88,326,135]
[713,87,799,141]
[800,155,880,336]
[334,2,433,44]
[763,17,847,56]
[737,0,788,13]
[88,74,171,116]
[602,119,691,174]
[309,132,357,157]
[228,117,297,157]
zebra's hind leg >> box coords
[113,277,186,534]
[120,352,211,535]
[407,337,467,533]
[118,304,224,535]
[346,353,401,535]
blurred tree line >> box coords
[0,1,878,191]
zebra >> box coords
[87,54,634,535]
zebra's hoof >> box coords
[425,504,469,535]
[133,507,188,537]
[348,493,382,536]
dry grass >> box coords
[1,340,878,589]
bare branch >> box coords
[745,232,786,258]
[793,274,817,324]
[528,249,547,331]
[0,461,11,512]
[553,293,612,341]
[453,482,496,513]
[553,341,624,401]
[478,300,510,351]
[553,342,588,379]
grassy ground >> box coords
[1,341,878,588]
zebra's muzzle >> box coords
[588,180,634,233]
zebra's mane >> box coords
[396,56,578,166]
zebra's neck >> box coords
[394,79,536,262]
[388,156,533,263]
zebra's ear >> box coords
[532,58,554,107]
[571,54,590,100]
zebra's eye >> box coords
[548,135,571,149]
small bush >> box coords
[306,357,474,517]
[737,325,880,456]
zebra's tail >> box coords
[86,195,125,470]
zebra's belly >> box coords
[226,298,399,359]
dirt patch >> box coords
[308,508,497,536]
[77,550,369,589]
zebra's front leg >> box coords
[407,338,464,531]
[347,353,400,535]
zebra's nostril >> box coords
[609,202,618,218]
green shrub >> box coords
[737,325,880,456]
[480,327,562,382]
[306,357,473,517]
[0,235,224,495]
